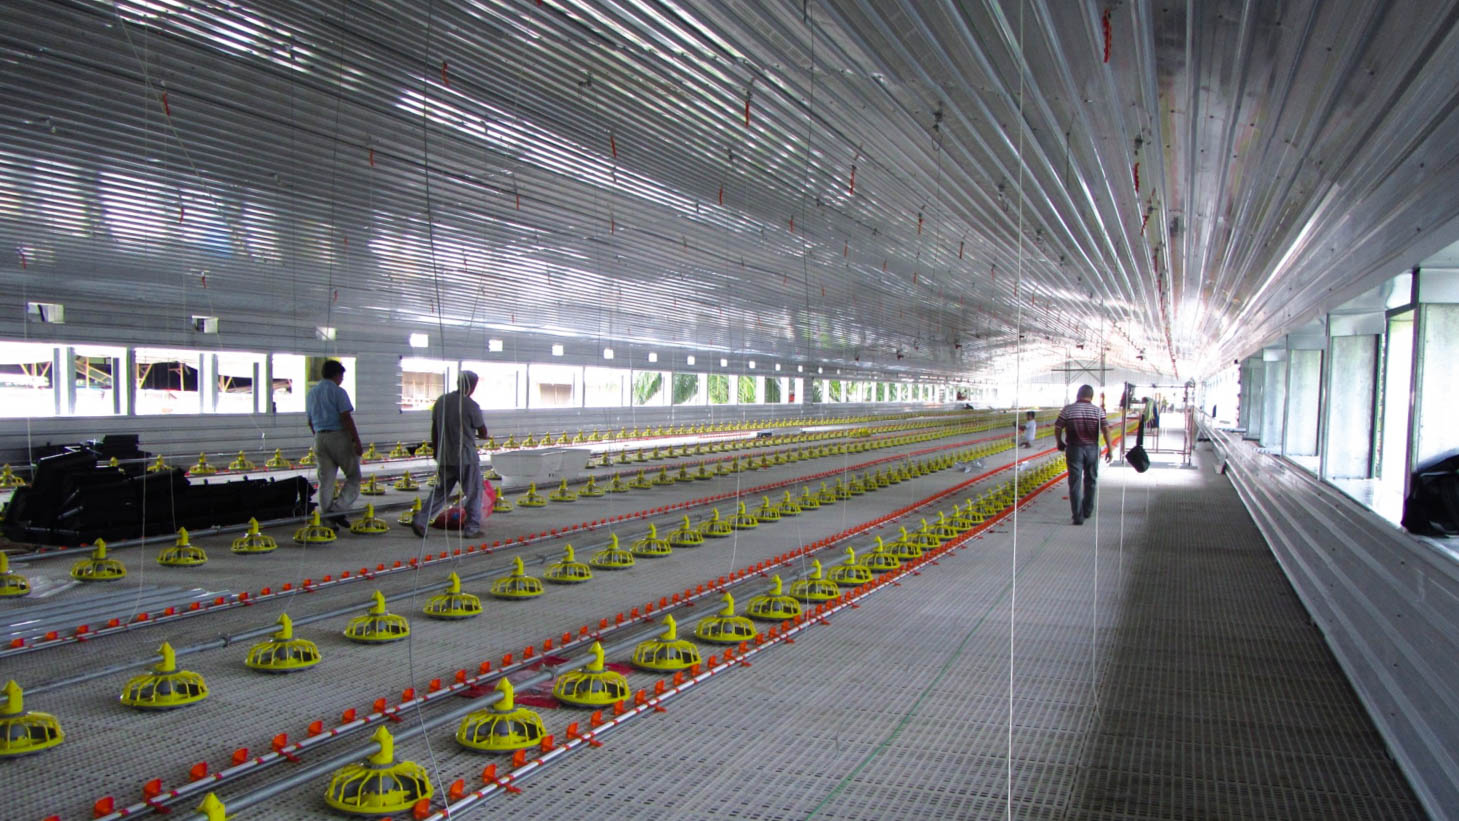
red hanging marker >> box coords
[882,259,887,272]
[843,240,848,257]
[917,212,923,235]
[441,61,450,87]
[610,216,616,233]
[17,248,26,269]
[160,92,171,117]
[717,184,723,205]
[1103,9,1112,63]
[848,164,856,194]
[788,216,794,233]
[178,204,185,224]
[958,240,964,259]
[744,88,752,127]
[514,190,520,210]
[1132,162,1140,193]
[610,134,617,159]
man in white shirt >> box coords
[1022,411,1037,448]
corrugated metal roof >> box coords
[3,0,1458,379]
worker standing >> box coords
[306,359,363,530]
[1054,385,1113,526]
[1022,410,1037,448]
[414,371,489,539]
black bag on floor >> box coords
[1403,450,1459,537]
[1126,413,1151,473]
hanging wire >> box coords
[1007,1,1027,816]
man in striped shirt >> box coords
[1054,385,1113,525]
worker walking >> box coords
[306,359,363,530]
[414,371,489,539]
[1021,410,1037,448]
[1054,385,1113,526]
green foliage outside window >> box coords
[708,373,729,404]
[632,371,662,405]
[764,378,781,403]
[829,380,842,401]
[672,372,699,404]
[737,374,757,404]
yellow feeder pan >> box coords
[931,512,960,540]
[828,547,874,586]
[694,592,759,644]
[1,553,32,597]
[456,678,546,753]
[913,522,941,550]
[579,477,605,497]
[887,527,922,561]
[424,573,482,620]
[668,515,703,547]
[651,467,674,487]
[350,504,390,535]
[345,591,410,644]
[797,488,822,510]
[120,642,207,710]
[630,524,672,558]
[779,491,802,515]
[297,447,317,467]
[227,451,255,471]
[188,453,217,477]
[754,495,781,522]
[790,559,840,602]
[552,642,629,708]
[71,540,126,582]
[145,455,170,474]
[492,493,514,513]
[293,509,337,545]
[0,464,28,488]
[360,443,381,462]
[490,557,544,600]
[520,434,537,448]
[674,465,694,483]
[715,460,732,476]
[393,471,419,491]
[698,508,732,538]
[231,518,278,554]
[518,483,547,507]
[359,476,386,496]
[847,476,867,495]
[501,435,519,449]
[397,499,422,526]
[387,442,410,459]
[607,474,630,493]
[245,613,321,673]
[323,726,432,816]
[484,465,502,480]
[413,442,434,458]
[627,470,654,490]
[0,680,63,757]
[631,615,701,672]
[693,463,714,480]
[730,501,759,530]
[547,479,578,502]
[545,545,593,584]
[589,534,635,570]
[264,449,291,470]
[864,539,901,572]
[746,576,802,621]
[157,528,207,567]
[817,482,838,504]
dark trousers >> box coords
[1067,443,1100,521]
